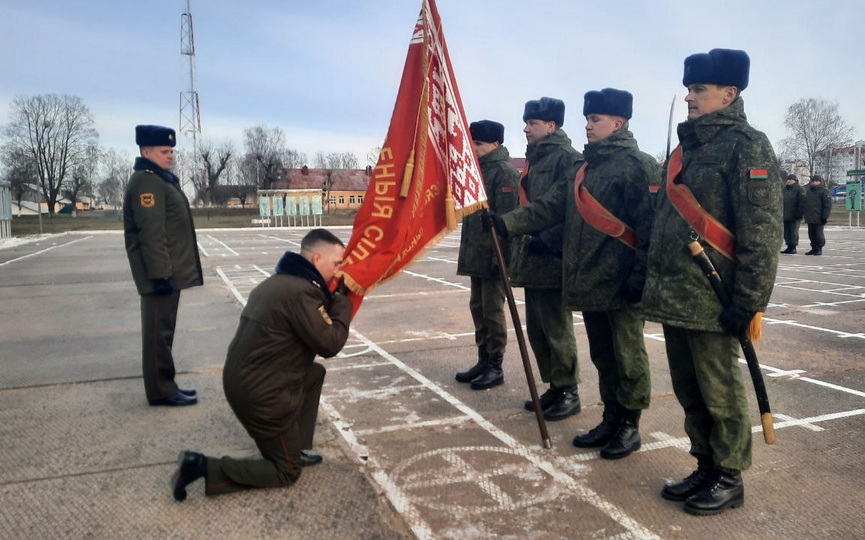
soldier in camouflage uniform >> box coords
[489,89,658,458]
[455,121,520,390]
[781,173,805,254]
[642,49,782,515]
[123,125,203,407]
[487,97,583,421]
[803,175,832,255]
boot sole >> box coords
[543,408,581,421]
[683,496,745,516]
[171,451,189,501]
[470,380,504,390]
[600,440,641,460]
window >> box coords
[358,195,363,204]
[329,196,336,204]
[349,196,356,204]
[338,196,345,204]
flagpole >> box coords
[488,223,552,449]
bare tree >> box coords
[2,94,98,217]
[243,125,287,189]
[97,148,132,209]
[367,146,382,167]
[314,151,360,212]
[782,98,853,180]
[1,147,38,212]
[197,140,234,206]
[65,144,99,216]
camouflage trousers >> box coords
[582,307,651,411]
[524,287,579,388]
[663,325,752,471]
[469,276,508,356]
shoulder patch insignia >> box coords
[749,168,768,179]
[648,184,660,193]
[317,305,333,325]
[140,193,155,208]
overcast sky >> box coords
[2,0,863,167]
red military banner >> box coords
[337,0,485,317]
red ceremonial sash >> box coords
[665,145,737,261]
[573,163,638,249]
[518,160,530,206]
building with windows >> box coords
[274,166,371,211]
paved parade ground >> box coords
[2,225,865,539]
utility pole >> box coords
[179,0,201,195]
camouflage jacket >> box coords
[783,183,806,221]
[506,129,582,288]
[803,184,832,224]
[641,98,783,331]
[503,128,659,311]
[123,157,203,295]
[457,145,520,278]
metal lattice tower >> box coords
[179,0,201,166]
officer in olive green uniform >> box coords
[803,175,832,255]
[497,97,582,421]
[171,229,351,500]
[455,121,520,390]
[781,173,805,254]
[493,89,658,458]
[123,125,203,406]
[642,49,782,515]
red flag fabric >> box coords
[336,0,486,317]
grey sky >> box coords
[2,0,862,166]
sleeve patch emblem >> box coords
[318,305,333,325]
[140,193,155,208]
[749,168,768,179]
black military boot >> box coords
[661,457,714,501]
[470,353,503,390]
[524,386,560,411]
[599,409,641,459]
[456,348,488,383]
[573,402,623,448]
[805,248,817,255]
[543,386,581,421]
[812,248,822,256]
[683,468,745,516]
[780,245,796,254]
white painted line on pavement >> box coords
[355,416,471,436]
[341,328,659,540]
[206,235,239,256]
[402,269,471,291]
[260,234,301,246]
[0,235,92,267]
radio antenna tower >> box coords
[180,0,201,188]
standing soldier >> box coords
[641,49,782,515]
[804,175,832,255]
[490,97,582,421]
[455,121,520,390]
[123,125,203,406]
[781,173,806,254]
[486,89,658,457]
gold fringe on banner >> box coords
[749,312,763,344]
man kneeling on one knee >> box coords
[171,229,351,500]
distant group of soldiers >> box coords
[456,48,783,516]
[781,173,832,255]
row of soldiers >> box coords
[455,48,782,516]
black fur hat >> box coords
[469,120,505,144]
[583,88,633,119]
[523,97,565,127]
[135,125,176,147]
[683,48,750,91]
[786,173,798,181]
